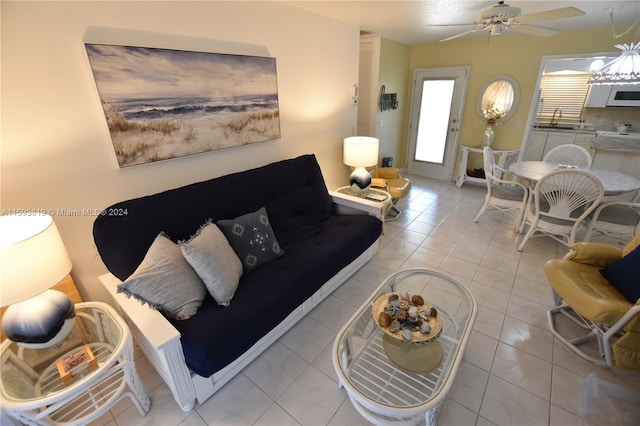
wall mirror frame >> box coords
[476,75,520,123]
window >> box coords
[537,72,590,124]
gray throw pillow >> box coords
[217,207,285,273]
[179,221,243,306]
[118,233,207,320]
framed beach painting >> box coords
[85,43,280,167]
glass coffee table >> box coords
[332,269,477,425]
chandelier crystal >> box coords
[589,42,640,85]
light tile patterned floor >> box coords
[94,175,640,426]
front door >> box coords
[407,67,469,180]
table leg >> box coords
[455,147,469,188]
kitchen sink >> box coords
[595,131,640,152]
[534,124,576,130]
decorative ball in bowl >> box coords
[372,292,442,344]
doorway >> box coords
[407,67,469,180]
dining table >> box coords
[508,161,640,197]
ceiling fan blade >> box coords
[510,23,561,37]
[516,7,584,24]
[439,27,486,42]
[429,23,480,27]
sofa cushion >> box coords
[217,207,284,273]
[117,233,207,320]
[600,245,640,303]
[544,258,632,326]
[179,221,243,306]
[173,213,382,377]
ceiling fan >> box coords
[436,1,585,42]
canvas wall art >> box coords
[85,44,280,167]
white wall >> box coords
[1,1,360,302]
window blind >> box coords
[537,72,590,124]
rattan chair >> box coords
[544,235,640,370]
[518,168,604,251]
[585,199,640,245]
[369,166,411,221]
[473,147,528,232]
[543,144,592,167]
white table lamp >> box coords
[344,136,379,194]
[1,214,74,348]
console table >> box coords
[455,145,520,187]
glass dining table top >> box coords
[509,161,640,196]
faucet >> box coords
[550,108,562,126]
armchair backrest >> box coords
[534,169,603,223]
[543,144,592,167]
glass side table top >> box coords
[332,268,477,424]
[1,303,125,402]
[334,186,391,203]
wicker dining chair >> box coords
[585,198,640,246]
[518,168,604,251]
[473,146,528,233]
[543,144,592,167]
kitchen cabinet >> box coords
[593,150,640,180]
[523,131,548,160]
[574,133,597,159]
[585,85,611,108]
[541,132,576,159]
[523,130,591,161]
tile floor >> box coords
[94,175,639,426]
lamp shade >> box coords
[343,136,379,167]
[0,214,72,307]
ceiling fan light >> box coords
[589,43,640,85]
[489,24,503,35]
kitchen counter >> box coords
[594,131,640,152]
[533,125,596,134]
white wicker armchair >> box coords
[518,169,604,251]
[543,144,592,167]
[585,200,640,245]
[473,146,528,232]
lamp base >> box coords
[349,166,372,194]
[2,289,76,349]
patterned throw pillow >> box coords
[179,221,243,307]
[217,207,285,273]
[118,233,207,320]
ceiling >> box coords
[280,1,640,45]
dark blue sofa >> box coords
[94,154,382,410]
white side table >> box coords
[333,186,392,221]
[0,302,151,425]
[455,145,520,187]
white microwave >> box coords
[607,84,640,107]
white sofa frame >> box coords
[99,193,382,411]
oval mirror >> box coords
[477,75,520,124]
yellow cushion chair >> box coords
[544,233,640,370]
[369,166,411,221]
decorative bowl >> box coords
[371,292,442,344]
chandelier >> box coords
[588,42,640,85]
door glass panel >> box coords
[415,80,454,164]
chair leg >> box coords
[385,200,402,221]
[547,305,608,366]
[518,221,536,251]
[473,200,490,223]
